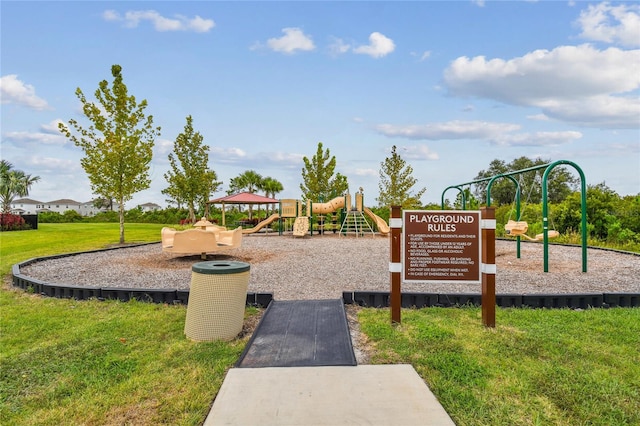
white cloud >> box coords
[3,130,67,146]
[210,147,248,164]
[353,32,395,58]
[0,75,50,110]
[265,28,315,54]
[154,138,175,156]
[328,36,351,56]
[397,145,440,161]
[40,119,66,134]
[375,120,584,149]
[491,131,583,147]
[443,44,640,128]
[527,113,550,121]
[576,2,640,47]
[27,156,79,172]
[375,120,520,140]
[103,10,215,33]
[353,168,378,177]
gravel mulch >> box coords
[19,233,640,301]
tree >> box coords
[228,170,264,219]
[377,145,426,208]
[162,116,221,223]
[59,64,161,244]
[0,160,41,213]
[262,176,284,213]
[300,142,349,202]
[473,156,577,206]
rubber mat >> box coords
[236,299,357,368]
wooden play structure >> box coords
[234,190,390,237]
[161,219,243,259]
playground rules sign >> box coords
[403,210,481,283]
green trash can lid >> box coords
[192,261,250,275]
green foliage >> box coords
[300,142,349,202]
[473,157,577,206]
[228,170,263,195]
[0,160,40,213]
[61,210,83,222]
[163,116,221,222]
[58,64,161,244]
[0,213,29,231]
[377,145,425,208]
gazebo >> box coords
[207,192,279,226]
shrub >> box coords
[0,213,29,231]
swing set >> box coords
[504,171,560,241]
[441,160,587,273]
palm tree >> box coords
[262,177,283,214]
[0,160,41,213]
[229,170,264,219]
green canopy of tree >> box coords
[262,176,284,214]
[0,160,40,213]
[228,170,264,195]
[300,142,349,202]
[473,156,577,206]
[162,115,221,222]
[377,145,426,209]
[58,64,161,243]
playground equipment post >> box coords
[390,206,402,323]
[481,206,496,328]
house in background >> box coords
[8,198,45,215]
[137,202,161,212]
[10,198,126,217]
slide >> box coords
[364,207,390,234]
[242,213,280,234]
[311,196,345,214]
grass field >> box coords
[1,223,638,425]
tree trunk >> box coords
[118,198,125,244]
[188,203,196,223]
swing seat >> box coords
[505,220,528,236]
[532,230,560,241]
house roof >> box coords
[12,198,44,204]
[46,199,81,205]
[208,192,279,204]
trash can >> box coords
[184,261,250,341]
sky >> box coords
[1,1,639,209]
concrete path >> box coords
[205,364,456,425]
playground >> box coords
[19,233,640,302]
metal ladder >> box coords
[339,210,375,237]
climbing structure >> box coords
[339,191,376,237]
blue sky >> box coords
[2,1,639,209]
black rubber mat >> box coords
[236,299,357,368]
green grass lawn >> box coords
[1,223,639,425]
[359,307,640,426]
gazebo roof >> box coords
[208,191,278,204]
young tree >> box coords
[59,64,161,244]
[300,142,349,202]
[377,145,426,208]
[162,115,221,223]
[0,160,40,213]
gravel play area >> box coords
[19,233,639,300]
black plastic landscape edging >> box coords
[11,245,273,308]
[11,243,638,309]
[342,291,639,309]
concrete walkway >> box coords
[204,364,456,425]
